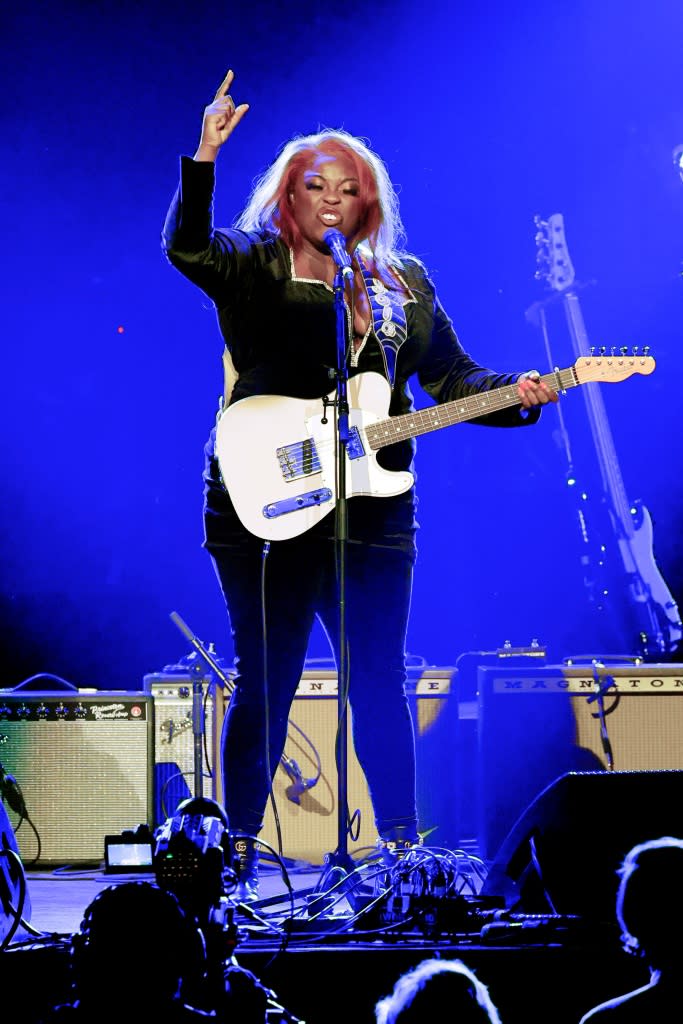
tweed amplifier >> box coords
[477,662,683,861]
[0,690,154,866]
[260,665,460,864]
[145,663,461,863]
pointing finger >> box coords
[214,69,235,100]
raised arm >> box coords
[194,69,250,162]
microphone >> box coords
[282,758,316,804]
[323,229,353,278]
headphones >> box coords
[70,881,208,1004]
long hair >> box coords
[374,957,503,1024]
[234,128,408,275]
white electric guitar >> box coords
[214,355,655,542]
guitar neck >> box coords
[563,293,634,538]
[365,365,578,450]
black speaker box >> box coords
[477,662,683,861]
[481,769,683,923]
[0,691,154,866]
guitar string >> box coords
[276,360,648,476]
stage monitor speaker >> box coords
[481,769,683,923]
[477,662,683,862]
[0,691,154,866]
[259,666,460,865]
[144,673,230,826]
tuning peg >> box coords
[643,345,651,356]
[620,346,628,356]
[599,346,607,356]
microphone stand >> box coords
[168,612,312,808]
[586,660,616,770]
[239,257,367,919]
[308,262,360,908]
[169,611,233,800]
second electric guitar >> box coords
[534,213,682,658]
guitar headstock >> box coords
[573,349,656,385]
[534,213,575,292]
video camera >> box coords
[153,796,237,934]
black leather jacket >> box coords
[162,156,540,549]
[162,156,539,477]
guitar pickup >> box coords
[277,438,321,481]
[263,488,333,519]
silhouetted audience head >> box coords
[374,957,503,1024]
[578,835,683,1021]
[616,834,683,969]
[39,880,212,1022]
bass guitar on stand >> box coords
[533,213,682,660]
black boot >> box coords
[373,826,423,896]
[376,824,423,865]
[229,835,259,903]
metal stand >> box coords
[170,611,234,799]
[243,265,366,917]
[169,611,310,806]
[308,263,358,900]
[586,659,615,770]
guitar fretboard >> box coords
[365,366,578,450]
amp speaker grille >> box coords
[0,691,153,866]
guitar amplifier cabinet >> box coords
[143,672,230,825]
[259,665,461,864]
[145,664,461,863]
[0,691,154,867]
[477,663,683,861]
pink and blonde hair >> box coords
[234,128,408,276]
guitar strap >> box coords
[355,252,408,388]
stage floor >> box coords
[4,857,651,1024]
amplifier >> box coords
[260,665,460,864]
[477,662,683,861]
[143,673,230,826]
[0,691,154,866]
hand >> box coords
[517,370,559,408]
[195,70,249,158]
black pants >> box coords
[208,523,419,841]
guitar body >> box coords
[614,500,683,657]
[215,371,414,541]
